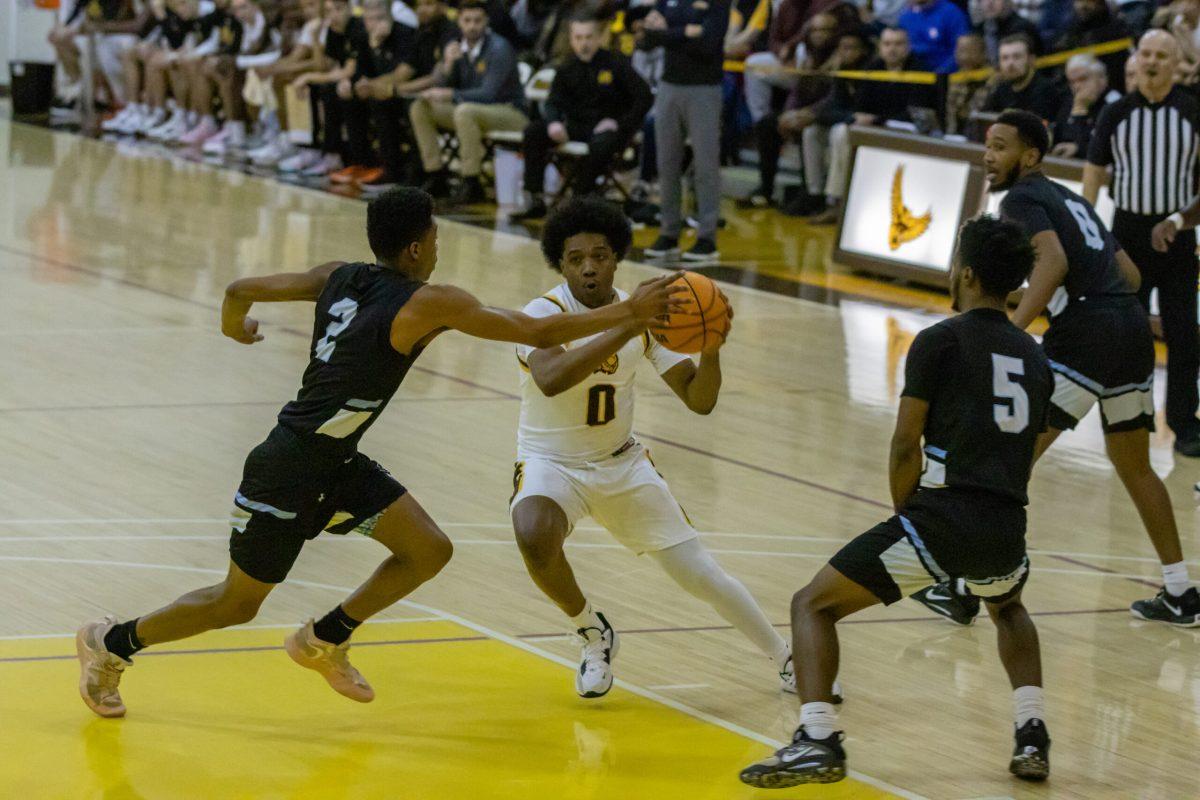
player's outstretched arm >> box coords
[660,293,733,415]
[527,321,644,396]
[221,261,345,345]
[393,275,683,351]
[889,397,928,512]
[1010,231,1068,331]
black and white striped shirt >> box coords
[1087,86,1200,217]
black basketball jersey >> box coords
[324,18,365,67]
[902,308,1054,505]
[999,173,1130,319]
[276,263,425,454]
[160,8,193,50]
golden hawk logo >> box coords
[888,165,932,251]
[594,354,619,375]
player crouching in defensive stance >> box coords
[510,198,834,699]
[739,215,1054,788]
[75,187,681,718]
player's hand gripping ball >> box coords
[649,271,732,354]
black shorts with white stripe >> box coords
[829,488,1029,606]
[228,425,407,583]
[1041,296,1155,434]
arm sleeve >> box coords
[515,297,563,362]
[645,334,693,374]
[1086,103,1117,166]
[1000,190,1055,236]
[454,39,517,103]
[901,324,956,402]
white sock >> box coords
[569,601,603,637]
[1013,685,1045,728]
[649,538,791,670]
[1162,561,1192,597]
[800,702,838,739]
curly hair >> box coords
[957,214,1036,298]
[366,187,434,263]
[540,198,633,272]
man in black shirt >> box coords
[737,215,1054,788]
[916,110,1200,628]
[510,17,652,221]
[74,187,681,719]
[982,34,1064,122]
[1050,53,1116,159]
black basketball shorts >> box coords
[1042,298,1155,434]
[830,489,1030,605]
[228,426,406,584]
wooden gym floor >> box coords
[1,116,1198,800]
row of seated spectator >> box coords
[44,0,1199,256]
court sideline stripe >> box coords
[0,552,930,800]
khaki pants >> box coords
[409,98,529,177]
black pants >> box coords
[315,83,347,160]
[1113,209,1200,438]
[344,97,376,168]
[754,113,783,196]
[345,96,416,179]
[522,121,625,196]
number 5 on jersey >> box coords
[992,354,1029,433]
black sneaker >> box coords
[451,176,486,205]
[508,201,548,222]
[781,193,827,217]
[912,582,980,626]
[1174,435,1200,457]
[420,171,451,198]
[682,238,719,263]
[739,726,847,788]
[1130,586,1200,626]
[644,235,679,258]
[1009,719,1050,781]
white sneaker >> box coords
[779,656,843,702]
[250,133,293,167]
[575,612,619,698]
[101,106,135,132]
[202,121,245,155]
[301,152,342,177]
[149,110,187,141]
[135,107,168,136]
[115,108,149,136]
[75,615,132,718]
[284,619,375,702]
[278,148,322,174]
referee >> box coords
[1084,30,1200,456]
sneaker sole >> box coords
[576,630,620,699]
[643,249,680,258]
[740,764,847,788]
[681,252,719,263]
[1009,754,1049,781]
[75,629,125,718]
[1129,607,1200,627]
[284,633,375,703]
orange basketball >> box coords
[649,271,729,354]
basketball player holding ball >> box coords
[510,198,838,700]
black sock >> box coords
[312,605,362,646]
[103,618,144,661]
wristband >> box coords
[1167,212,1185,229]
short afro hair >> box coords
[540,198,633,272]
[366,187,434,263]
[956,214,1036,298]
[996,109,1050,160]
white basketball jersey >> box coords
[516,284,690,463]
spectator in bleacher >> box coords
[287,0,364,176]
[740,13,858,208]
[1124,50,1138,89]
[725,0,771,60]
[180,0,283,152]
[1056,0,1131,87]
[328,0,416,188]
[388,0,460,95]
[944,31,990,134]
[509,17,652,220]
[103,0,201,134]
[743,0,839,125]
[982,33,1063,120]
[241,0,328,166]
[807,25,934,223]
[898,0,969,72]
[641,0,731,262]
[848,0,909,29]
[976,0,1043,61]
[1051,52,1118,156]
[49,0,143,108]
[409,0,529,204]
[1116,0,1155,37]
[1158,0,1200,83]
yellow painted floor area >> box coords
[0,621,898,800]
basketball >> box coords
[649,271,730,354]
